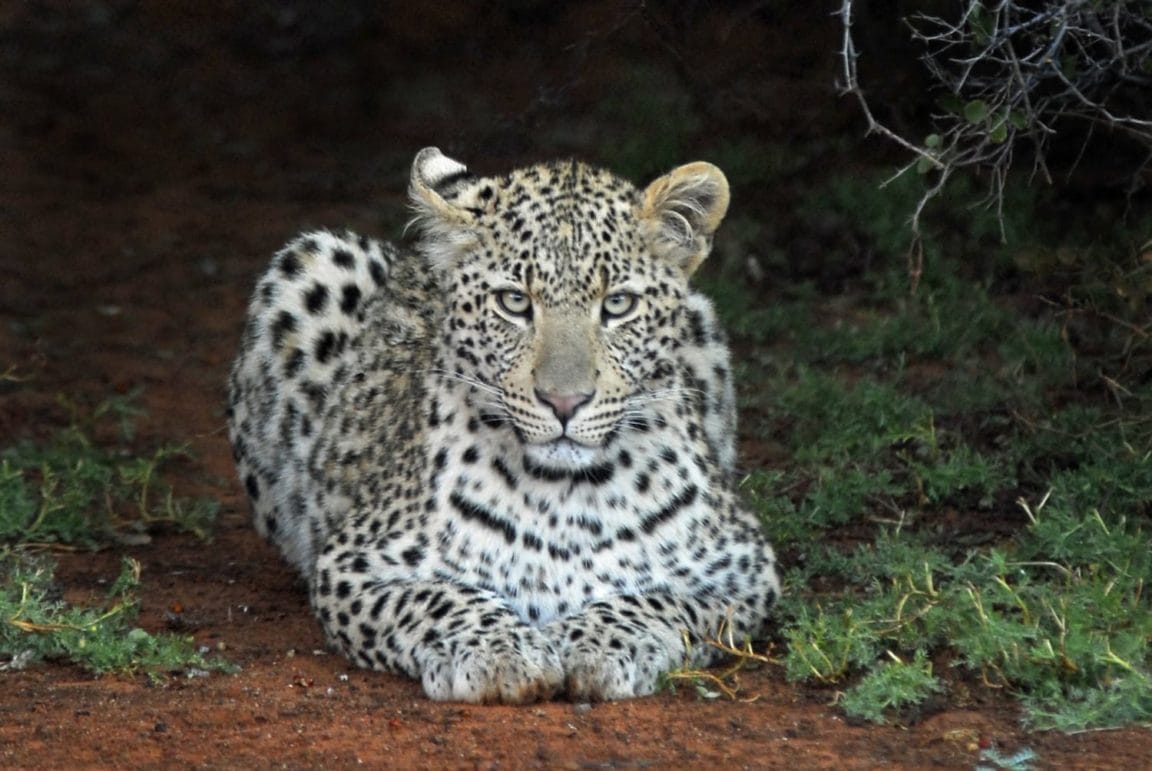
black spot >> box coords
[304,283,329,314]
[579,463,615,486]
[429,600,453,621]
[332,248,355,269]
[573,515,602,536]
[449,492,517,544]
[401,547,423,566]
[462,446,479,464]
[640,485,699,534]
[300,381,326,413]
[245,473,261,501]
[492,457,518,488]
[279,252,301,277]
[340,284,362,314]
[634,472,651,494]
[315,331,336,364]
[686,308,708,345]
[271,311,297,349]
[479,413,505,430]
[707,555,733,575]
[369,259,387,287]
[284,348,305,378]
[682,602,699,626]
[263,514,277,534]
[369,594,389,620]
[524,458,569,482]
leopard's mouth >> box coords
[522,437,603,474]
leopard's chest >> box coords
[421,437,709,624]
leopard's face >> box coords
[411,149,729,472]
[444,199,691,471]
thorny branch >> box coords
[838,0,1152,288]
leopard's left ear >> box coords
[408,147,490,270]
[639,162,730,277]
[640,161,728,276]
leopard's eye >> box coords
[495,289,532,318]
[601,292,638,321]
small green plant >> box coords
[0,550,230,676]
[0,396,217,548]
[839,650,943,724]
[0,394,225,677]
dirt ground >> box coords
[1,3,1149,768]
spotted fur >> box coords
[227,148,779,703]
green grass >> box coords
[0,394,217,547]
[723,172,1152,729]
[0,395,227,677]
[1,551,231,677]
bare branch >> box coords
[838,0,1152,278]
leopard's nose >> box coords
[535,388,595,426]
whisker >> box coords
[627,386,700,408]
[413,367,507,398]
[396,367,514,423]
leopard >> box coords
[226,147,780,704]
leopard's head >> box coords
[408,147,729,473]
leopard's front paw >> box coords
[421,627,564,704]
[550,613,686,701]
[562,638,674,701]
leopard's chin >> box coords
[522,438,604,474]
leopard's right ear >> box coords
[408,147,490,270]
